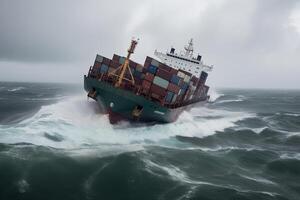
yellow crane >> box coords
[108,39,138,87]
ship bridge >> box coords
[154,39,213,77]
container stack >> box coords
[89,54,210,106]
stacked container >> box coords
[89,54,209,106]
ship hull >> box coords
[84,76,207,123]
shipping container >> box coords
[108,67,115,73]
[151,93,161,100]
[94,61,101,68]
[133,70,143,79]
[191,76,199,86]
[151,59,160,67]
[167,83,180,94]
[142,80,152,90]
[136,64,143,72]
[171,94,178,103]
[147,65,158,74]
[165,91,174,103]
[181,82,189,91]
[150,84,167,97]
[119,57,125,64]
[153,76,169,89]
[184,75,191,82]
[170,68,178,75]
[156,69,172,81]
[129,60,137,69]
[112,54,120,62]
[109,60,120,69]
[170,74,182,86]
[199,71,208,84]
[100,64,109,73]
[177,71,185,78]
[145,56,152,64]
[103,57,111,66]
[204,85,209,94]
[144,72,155,82]
[95,54,103,62]
[159,63,171,72]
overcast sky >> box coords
[0,0,300,89]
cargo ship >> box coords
[84,38,213,123]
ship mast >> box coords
[110,39,138,87]
[184,38,194,57]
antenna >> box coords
[184,38,194,57]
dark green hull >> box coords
[84,76,206,123]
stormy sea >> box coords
[0,82,299,200]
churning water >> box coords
[0,82,300,200]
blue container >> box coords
[179,89,186,95]
[100,64,109,73]
[133,70,142,79]
[147,65,157,74]
[181,82,189,90]
[165,91,174,103]
[170,75,181,85]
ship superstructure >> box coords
[154,39,213,77]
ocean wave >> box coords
[207,89,224,102]
[276,112,300,117]
[215,99,245,104]
[7,87,25,92]
[239,175,276,185]
[24,97,65,101]
[214,94,247,104]
[0,95,254,150]
[143,159,215,186]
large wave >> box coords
[0,94,253,150]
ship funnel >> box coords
[170,47,175,54]
[197,55,202,61]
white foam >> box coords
[7,87,25,92]
[0,94,253,151]
[208,88,224,102]
[215,99,244,104]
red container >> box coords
[167,83,180,94]
[159,63,171,72]
[145,56,153,64]
[94,61,101,68]
[134,78,143,86]
[144,72,155,82]
[156,69,172,81]
[150,84,167,97]
[170,68,178,75]
[142,80,152,90]
[141,87,150,95]
[151,93,159,98]
[129,60,137,69]
[191,76,199,86]
[102,57,111,65]
[109,60,120,69]
[112,54,121,62]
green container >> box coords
[119,57,125,64]
[153,76,169,89]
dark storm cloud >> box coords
[0,0,299,88]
